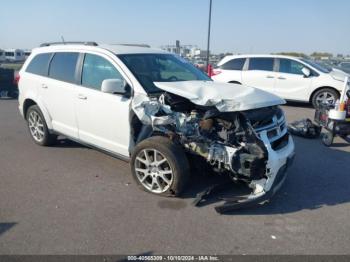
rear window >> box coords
[26,53,52,76]
[248,58,274,71]
[220,58,245,70]
[49,52,79,83]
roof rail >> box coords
[40,41,98,47]
[111,43,150,48]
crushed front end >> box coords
[131,92,295,213]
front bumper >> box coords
[192,131,295,213]
[215,152,295,213]
[215,131,295,213]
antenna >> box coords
[61,36,66,44]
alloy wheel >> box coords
[28,111,45,142]
[315,91,336,105]
[134,149,174,193]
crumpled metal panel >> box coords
[154,80,285,112]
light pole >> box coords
[206,0,212,73]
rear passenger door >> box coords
[75,53,131,156]
[241,57,276,93]
[41,52,80,138]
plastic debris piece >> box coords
[288,118,321,138]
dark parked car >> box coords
[0,68,19,98]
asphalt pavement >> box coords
[0,99,349,255]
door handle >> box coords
[278,76,286,80]
[78,94,87,100]
[266,75,274,79]
[41,84,48,89]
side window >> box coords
[279,59,304,75]
[49,52,79,83]
[81,53,123,91]
[341,63,350,69]
[248,58,274,71]
[26,53,52,76]
[220,58,245,70]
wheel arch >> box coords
[23,99,37,119]
[309,86,340,103]
[228,80,242,85]
[23,98,53,130]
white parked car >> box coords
[18,42,294,212]
[212,54,350,107]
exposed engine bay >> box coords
[131,90,293,212]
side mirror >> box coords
[346,90,350,99]
[101,79,127,95]
[302,67,311,78]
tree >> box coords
[274,52,308,58]
[310,52,333,58]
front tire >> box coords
[312,88,339,108]
[131,136,190,197]
[26,105,57,146]
[322,131,334,147]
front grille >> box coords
[271,133,289,151]
[255,113,289,150]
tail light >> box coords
[211,69,222,76]
[14,74,20,85]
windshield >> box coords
[300,58,332,73]
[118,53,211,93]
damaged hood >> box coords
[154,81,285,112]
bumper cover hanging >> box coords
[193,153,295,214]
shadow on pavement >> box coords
[0,223,17,236]
[285,101,313,109]
[55,138,87,149]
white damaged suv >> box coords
[18,42,295,212]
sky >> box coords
[1,0,349,55]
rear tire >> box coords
[130,136,190,197]
[26,105,57,146]
[312,88,339,108]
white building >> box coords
[4,49,25,62]
[24,49,32,59]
